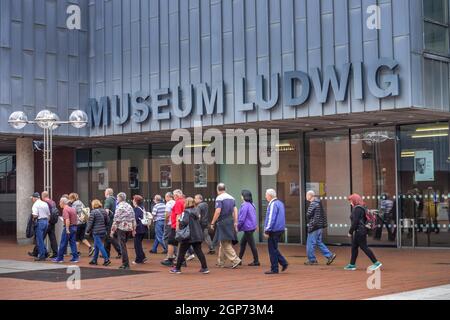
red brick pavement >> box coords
[0,239,449,300]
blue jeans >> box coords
[35,219,48,259]
[306,228,332,262]
[56,225,79,261]
[92,235,109,262]
[267,231,288,273]
[152,220,167,252]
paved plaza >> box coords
[0,238,449,300]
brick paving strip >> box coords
[0,239,449,300]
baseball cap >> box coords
[31,192,41,199]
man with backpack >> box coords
[304,191,336,266]
[29,191,59,259]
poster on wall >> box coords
[414,150,434,182]
[129,167,139,189]
[98,168,109,191]
[160,165,172,189]
[289,182,299,196]
[194,164,208,188]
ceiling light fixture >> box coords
[412,133,449,139]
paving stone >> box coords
[0,238,449,300]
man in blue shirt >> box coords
[264,189,288,274]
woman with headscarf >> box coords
[344,194,382,271]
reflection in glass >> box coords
[305,131,351,245]
[399,123,450,247]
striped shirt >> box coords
[152,202,166,221]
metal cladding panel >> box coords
[1,0,450,137]
[0,0,90,136]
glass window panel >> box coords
[76,149,90,205]
[90,148,118,204]
[424,0,448,24]
[151,144,182,199]
[0,153,16,237]
[399,123,450,248]
[260,136,301,243]
[351,128,397,246]
[120,146,150,207]
[305,131,351,245]
[424,21,449,55]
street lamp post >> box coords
[8,109,88,198]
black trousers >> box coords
[350,232,378,265]
[176,242,208,270]
[134,233,146,263]
[32,223,58,256]
[117,230,132,266]
[105,231,121,257]
[239,230,259,263]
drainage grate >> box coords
[0,266,157,283]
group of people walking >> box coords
[29,182,382,274]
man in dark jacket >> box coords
[195,194,215,254]
[103,188,121,258]
[305,191,336,266]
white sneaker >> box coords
[232,260,241,269]
[186,254,196,261]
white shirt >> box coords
[32,199,50,220]
[165,199,175,226]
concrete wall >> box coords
[15,137,34,244]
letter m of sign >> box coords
[88,97,110,128]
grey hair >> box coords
[60,197,70,205]
[105,188,114,196]
[307,190,316,197]
[165,192,174,199]
[117,192,127,202]
[154,194,162,202]
[173,189,183,197]
[265,188,277,198]
[217,183,226,192]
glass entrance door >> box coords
[351,128,397,246]
[305,128,397,247]
[305,131,351,245]
[399,123,450,248]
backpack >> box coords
[80,207,90,224]
[356,205,377,231]
[138,207,153,227]
[49,205,60,225]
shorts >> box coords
[163,224,171,241]
[167,228,178,246]
[76,224,87,242]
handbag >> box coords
[175,224,190,242]
[175,211,191,242]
